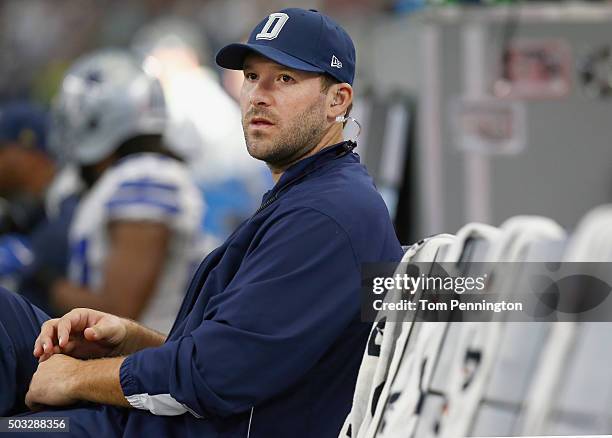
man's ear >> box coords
[326,83,353,121]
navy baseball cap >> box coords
[216,8,356,85]
[0,102,48,151]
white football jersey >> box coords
[44,165,83,219]
[162,66,266,185]
[68,153,204,333]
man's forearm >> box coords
[51,279,151,321]
[119,319,167,355]
[51,279,166,356]
[51,279,110,314]
[71,356,131,408]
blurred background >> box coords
[2,0,612,243]
[1,1,612,436]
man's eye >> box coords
[245,72,257,80]
[280,74,294,83]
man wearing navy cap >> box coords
[0,102,52,218]
[215,8,357,183]
[0,9,402,437]
[0,102,79,316]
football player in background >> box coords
[0,101,79,313]
[132,18,270,244]
[46,49,204,333]
[0,102,53,287]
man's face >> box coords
[0,145,23,197]
[240,54,329,168]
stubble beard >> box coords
[242,99,328,169]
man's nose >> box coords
[249,82,272,107]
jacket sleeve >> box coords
[119,207,361,417]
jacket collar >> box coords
[261,141,356,204]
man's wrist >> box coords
[119,318,166,355]
[70,356,130,408]
[117,319,140,355]
[66,356,84,399]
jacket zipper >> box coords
[252,142,355,216]
[254,192,279,215]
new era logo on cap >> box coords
[215,8,356,85]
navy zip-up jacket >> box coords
[119,141,403,437]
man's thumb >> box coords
[84,323,110,340]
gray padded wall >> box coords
[346,9,612,238]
